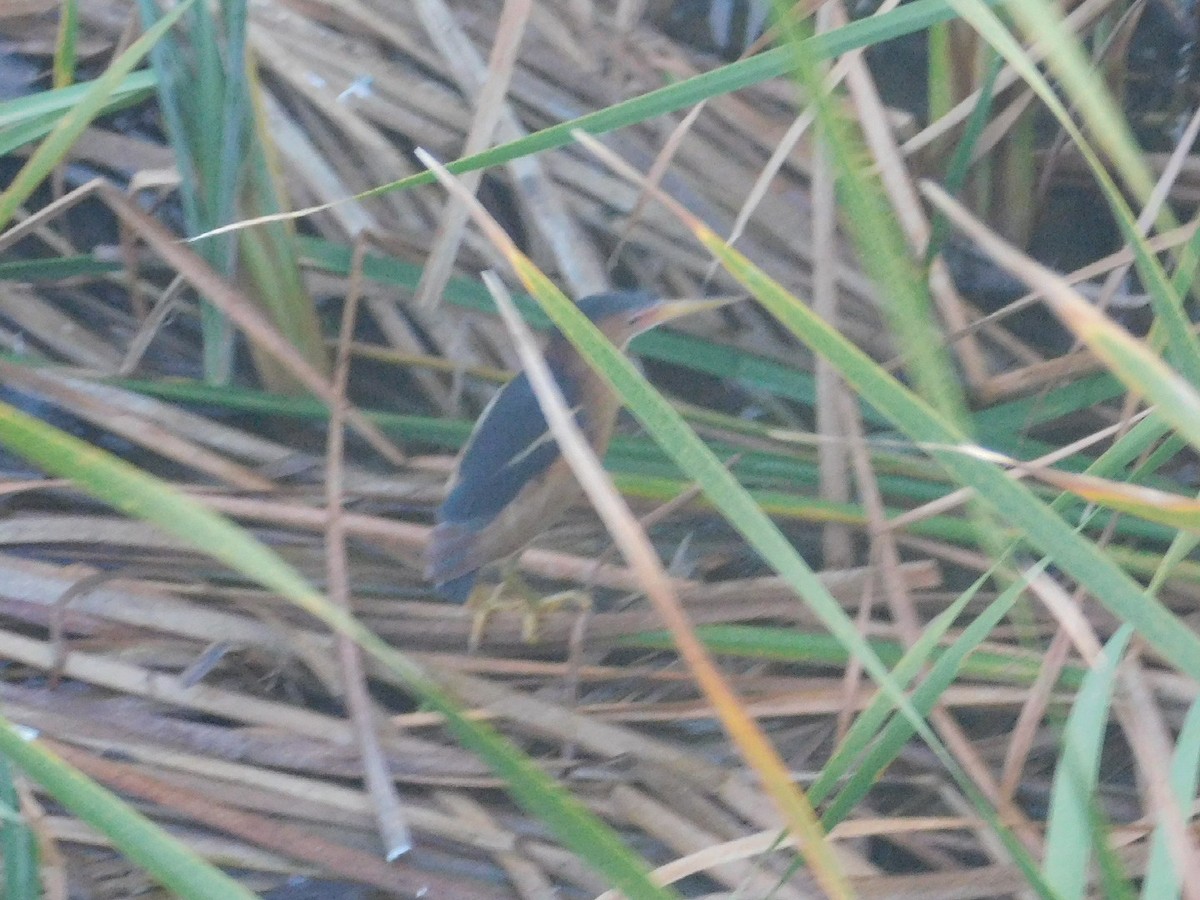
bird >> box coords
[426,289,731,623]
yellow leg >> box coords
[465,564,591,650]
[465,579,507,653]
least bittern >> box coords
[426,290,730,632]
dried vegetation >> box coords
[0,0,1198,897]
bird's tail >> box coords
[426,521,479,603]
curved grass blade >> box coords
[0,71,156,157]
[0,717,255,900]
[0,399,677,900]
[0,70,155,129]
[1043,626,1134,898]
[1141,697,1200,899]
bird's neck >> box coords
[543,335,622,448]
[543,331,633,365]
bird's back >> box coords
[427,356,615,601]
[426,291,665,602]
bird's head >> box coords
[577,290,739,347]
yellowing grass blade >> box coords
[1029,469,1200,534]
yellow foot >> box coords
[518,589,591,643]
[465,581,592,651]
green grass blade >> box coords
[622,622,1087,690]
[236,82,328,386]
[1043,626,1134,897]
[52,0,79,89]
[772,4,970,430]
[1140,696,1200,899]
[926,21,954,125]
[926,51,1004,264]
[974,373,1123,437]
[136,0,199,232]
[1,114,83,157]
[1078,322,1200,451]
[0,752,39,900]
[191,3,225,224]
[1091,796,1137,900]
[0,70,155,130]
[1148,528,1200,596]
[0,0,197,232]
[216,2,249,227]
[0,717,254,899]
[0,255,122,281]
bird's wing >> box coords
[437,360,582,527]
